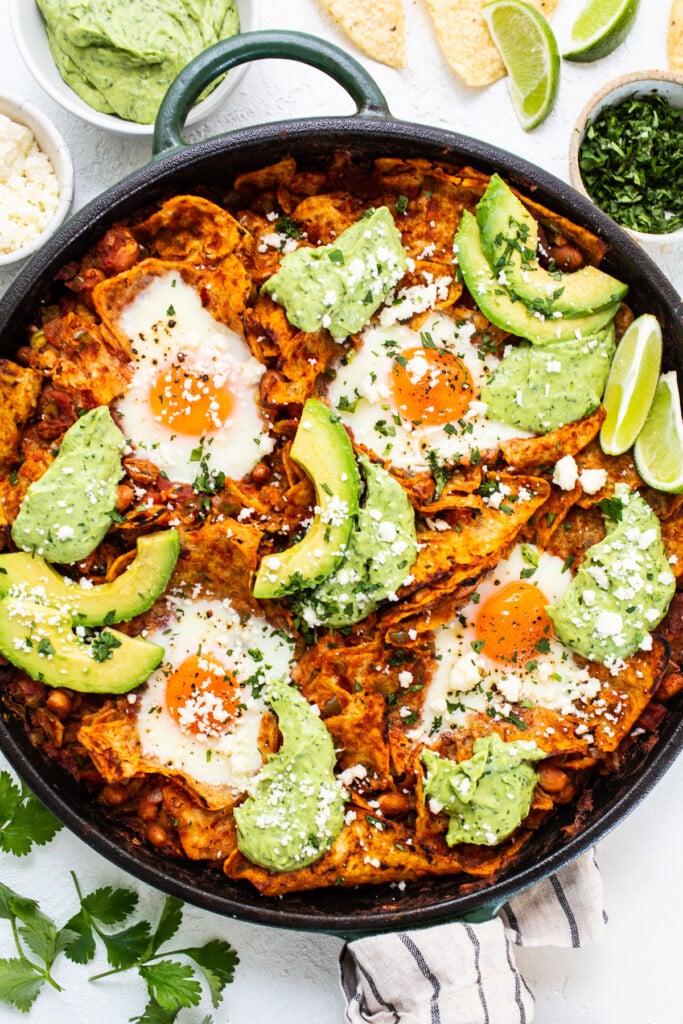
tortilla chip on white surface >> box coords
[317,0,406,68]
[423,0,559,87]
[669,0,683,70]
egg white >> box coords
[411,545,602,742]
[135,597,294,796]
[115,272,274,483]
[325,309,531,472]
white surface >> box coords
[0,1,682,1022]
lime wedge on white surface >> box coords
[564,0,640,62]
[634,371,683,493]
[599,313,662,456]
[482,0,560,130]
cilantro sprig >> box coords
[0,872,238,1018]
[0,769,238,1017]
[0,771,62,857]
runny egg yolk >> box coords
[165,652,240,737]
[474,581,553,664]
[391,346,474,426]
[149,364,234,437]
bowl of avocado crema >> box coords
[9,0,259,136]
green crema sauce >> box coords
[262,206,408,340]
[234,685,346,872]
[481,325,615,434]
[292,456,418,629]
[36,0,240,124]
[547,483,676,663]
[421,734,546,847]
[11,406,125,564]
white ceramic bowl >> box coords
[568,70,683,293]
[0,95,74,268]
[9,0,258,137]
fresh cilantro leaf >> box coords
[61,908,97,964]
[0,773,62,856]
[81,885,139,926]
[148,898,183,957]
[90,630,122,663]
[181,940,239,1007]
[0,957,46,1013]
[597,495,625,522]
[139,960,202,1010]
[128,1000,182,1024]
[101,920,153,970]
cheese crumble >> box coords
[0,113,60,255]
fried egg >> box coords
[325,309,531,472]
[115,272,274,483]
[411,544,602,742]
[135,597,294,805]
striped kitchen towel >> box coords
[339,850,605,1023]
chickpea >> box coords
[252,462,271,484]
[538,764,569,794]
[145,825,168,848]
[101,784,129,806]
[138,789,163,822]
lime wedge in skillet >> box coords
[599,313,662,456]
[634,371,683,493]
[564,0,640,62]
[482,0,560,130]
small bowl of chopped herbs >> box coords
[569,70,683,290]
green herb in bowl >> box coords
[578,93,683,235]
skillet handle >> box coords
[153,30,392,157]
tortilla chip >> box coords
[317,0,406,69]
[133,195,250,264]
[0,361,42,475]
[423,0,559,88]
[501,407,605,473]
[669,0,683,70]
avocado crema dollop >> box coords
[36,0,240,124]
[234,685,346,872]
[11,406,125,564]
[262,206,408,340]
[547,484,676,664]
[292,455,418,629]
[421,734,546,846]
[481,324,615,434]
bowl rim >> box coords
[0,94,74,267]
[568,68,683,243]
[8,0,259,137]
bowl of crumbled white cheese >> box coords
[0,96,74,266]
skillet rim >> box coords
[1,113,682,934]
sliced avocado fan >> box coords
[476,174,627,317]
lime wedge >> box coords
[482,0,560,130]
[564,0,640,62]
[599,313,662,456]
[634,372,683,493]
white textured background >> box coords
[1,1,682,1022]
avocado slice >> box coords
[455,210,620,345]
[476,175,628,316]
[0,529,180,627]
[253,399,360,599]
[0,596,163,693]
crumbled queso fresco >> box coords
[0,112,59,255]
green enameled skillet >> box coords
[1,32,682,934]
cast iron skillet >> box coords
[1,32,682,935]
